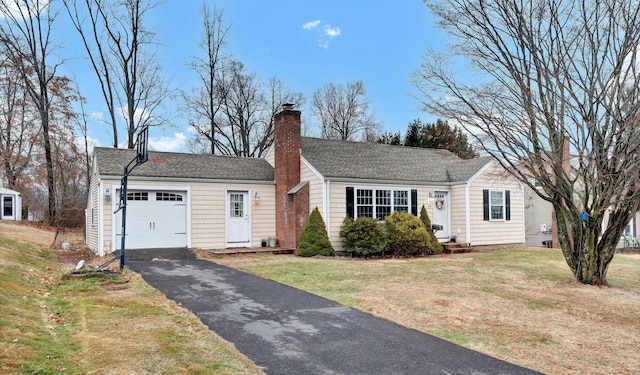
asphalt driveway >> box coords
[128,258,541,375]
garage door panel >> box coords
[115,190,187,249]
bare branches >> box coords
[183,2,230,155]
[0,0,63,224]
[184,3,304,157]
[311,80,380,141]
[415,0,640,284]
[63,0,170,149]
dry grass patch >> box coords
[0,223,265,375]
[207,249,640,375]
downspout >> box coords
[465,184,471,246]
[98,179,104,257]
[323,178,330,237]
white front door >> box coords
[432,191,450,241]
[226,191,250,245]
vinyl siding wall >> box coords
[326,181,438,251]
[85,166,100,252]
[99,178,275,253]
[468,165,525,246]
[300,159,324,216]
[449,185,468,244]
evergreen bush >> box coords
[420,205,432,233]
[385,211,432,256]
[297,207,334,257]
[420,205,443,254]
[339,216,387,257]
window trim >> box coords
[483,188,512,222]
[489,189,505,221]
[353,187,412,220]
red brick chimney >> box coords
[274,104,309,249]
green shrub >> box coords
[420,205,444,254]
[385,211,432,256]
[339,216,387,257]
[298,207,334,257]
[420,205,432,233]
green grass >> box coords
[0,236,263,375]
[0,240,81,374]
[211,248,640,375]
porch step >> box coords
[442,242,473,254]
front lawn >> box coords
[208,248,640,375]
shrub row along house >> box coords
[85,105,524,256]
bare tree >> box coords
[0,49,41,189]
[63,0,170,149]
[0,0,64,224]
[63,0,118,147]
[311,80,380,141]
[414,0,640,285]
[194,60,304,157]
[183,2,230,155]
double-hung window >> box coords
[490,190,504,220]
[483,189,511,221]
[355,188,410,220]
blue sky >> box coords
[60,0,447,152]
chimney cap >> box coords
[282,103,294,111]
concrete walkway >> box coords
[128,259,542,375]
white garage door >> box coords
[115,191,187,249]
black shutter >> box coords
[505,190,511,221]
[411,189,418,216]
[483,189,489,221]
[346,187,354,218]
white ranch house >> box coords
[86,107,525,256]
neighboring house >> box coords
[521,145,632,249]
[0,187,22,221]
[86,106,526,256]
[523,183,554,247]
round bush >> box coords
[339,216,387,257]
[384,211,431,256]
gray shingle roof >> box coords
[94,139,491,185]
[94,147,274,181]
[300,137,492,183]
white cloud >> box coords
[118,107,150,124]
[302,19,321,29]
[149,132,187,152]
[89,111,104,122]
[302,20,341,49]
[324,25,341,37]
[0,0,50,19]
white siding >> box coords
[449,186,468,244]
[99,179,275,253]
[85,166,101,252]
[327,181,439,251]
[468,164,525,246]
[300,161,324,215]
